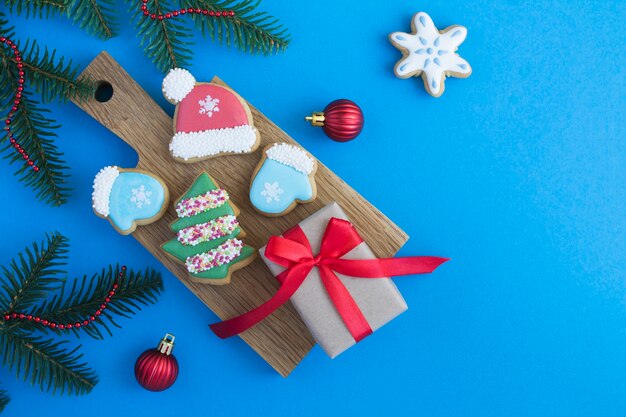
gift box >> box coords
[260,203,408,358]
[210,202,448,359]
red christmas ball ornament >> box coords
[134,333,179,392]
[305,99,364,142]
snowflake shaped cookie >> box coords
[130,185,152,208]
[260,182,283,203]
[198,95,220,117]
[389,12,471,97]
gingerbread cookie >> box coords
[389,12,471,97]
[249,143,317,216]
[161,172,256,285]
[92,166,169,235]
[162,68,261,162]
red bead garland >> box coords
[2,266,127,329]
[0,37,38,172]
[140,0,234,20]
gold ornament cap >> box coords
[157,333,176,355]
[305,112,326,127]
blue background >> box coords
[2,1,625,416]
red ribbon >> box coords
[210,218,449,341]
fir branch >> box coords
[24,265,163,340]
[2,0,68,19]
[0,389,9,413]
[131,0,193,72]
[0,90,71,206]
[180,0,290,55]
[66,0,117,40]
[0,329,97,395]
[0,232,68,313]
[0,38,96,103]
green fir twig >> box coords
[132,0,193,72]
[2,0,68,19]
[180,0,290,55]
[66,0,117,40]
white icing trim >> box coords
[92,166,119,217]
[169,125,257,160]
[162,68,196,103]
[265,143,315,175]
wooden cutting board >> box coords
[72,51,408,376]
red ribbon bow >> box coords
[210,218,449,341]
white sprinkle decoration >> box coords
[92,166,120,217]
[169,125,257,160]
[265,143,315,175]
[162,68,196,103]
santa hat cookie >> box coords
[162,68,260,162]
[92,166,169,235]
[249,143,318,216]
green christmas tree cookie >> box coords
[162,173,256,285]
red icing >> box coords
[176,84,250,133]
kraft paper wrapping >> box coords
[259,202,408,358]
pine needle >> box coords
[2,0,68,19]
[0,329,97,395]
[131,0,193,72]
[180,0,291,55]
[66,0,117,40]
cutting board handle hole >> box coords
[94,81,114,102]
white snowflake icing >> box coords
[130,185,152,208]
[390,12,471,97]
[198,95,220,117]
[260,182,283,203]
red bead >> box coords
[26,315,32,320]
[27,160,34,166]
[18,313,25,319]
[34,317,41,322]
[23,154,29,159]
[90,315,96,321]
[66,324,73,329]
[222,11,228,16]
[18,70,24,77]
[165,13,171,18]
[109,291,115,296]
[50,323,57,328]
[143,10,149,15]
[33,166,39,172]
[202,10,208,15]
[13,143,20,149]
[141,4,147,10]
[229,11,235,16]
[0,37,5,42]
[157,15,164,20]
[105,297,111,302]
[17,63,23,69]
[10,313,17,319]
[15,93,21,99]
[58,324,64,329]
[180,9,186,14]
[100,304,106,310]
[195,8,201,13]
[5,119,10,125]
[113,284,119,289]
[173,11,178,16]
[150,13,156,19]
[9,138,15,144]
[10,44,17,49]
[208,10,214,16]
[83,320,89,325]
[3,314,9,320]
[75,323,81,328]
[42,320,49,325]
[95,311,101,316]
[188,7,194,13]
[11,106,17,112]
